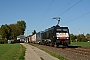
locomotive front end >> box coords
[55,27,70,46]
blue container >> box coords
[8,40,11,44]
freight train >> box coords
[29,25,70,47]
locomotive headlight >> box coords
[57,37,59,39]
[67,37,69,39]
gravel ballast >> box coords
[33,44,90,60]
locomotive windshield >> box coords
[56,28,68,33]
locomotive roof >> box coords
[50,25,68,29]
[46,25,68,30]
[41,25,69,33]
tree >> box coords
[86,33,90,41]
[32,30,36,35]
[80,34,87,42]
[17,20,26,35]
[81,37,87,42]
[0,28,1,35]
[9,23,25,40]
[0,20,26,44]
[0,24,11,40]
[0,28,3,43]
[77,35,82,42]
[9,24,16,39]
[70,34,77,42]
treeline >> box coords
[70,34,90,42]
[0,20,26,44]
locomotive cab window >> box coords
[56,28,68,33]
[62,29,68,33]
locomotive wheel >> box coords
[49,42,54,47]
[54,44,58,48]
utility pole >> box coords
[53,17,60,25]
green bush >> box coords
[0,39,4,44]
[14,40,20,43]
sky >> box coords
[0,0,90,36]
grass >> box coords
[70,42,90,48]
[19,44,26,60]
[0,43,26,60]
[30,43,67,60]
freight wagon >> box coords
[28,36,32,43]
[31,34,36,43]
[36,31,42,43]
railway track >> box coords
[31,43,90,60]
[64,47,90,56]
[32,43,90,56]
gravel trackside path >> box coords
[20,43,59,60]
[20,43,41,60]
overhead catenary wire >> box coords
[40,20,53,30]
[55,0,73,16]
[36,0,84,33]
[40,0,83,29]
[42,0,54,20]
[39,0,90,35]
[36,0,54,31]
[39,0,82,29]
[58,0,83,16]
[52,0,83,27]
[58,0,90,26]
[39,0,73,30]
[61,11,90,25]
[64,6,90,21]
